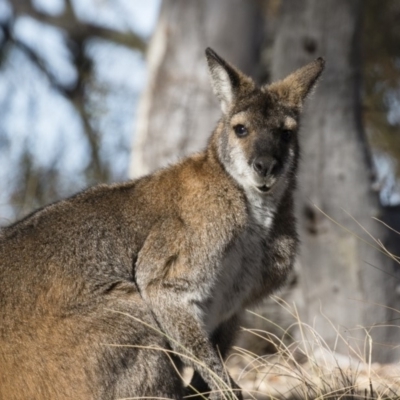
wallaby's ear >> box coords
[267,58,325,108]
[205,48,245,114]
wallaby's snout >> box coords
[252,155,279,193]
[252,156,277,178]
[250,129,291,189]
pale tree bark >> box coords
[130,0,262,178]
[271,0,400,362]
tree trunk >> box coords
[271,0,400,362]
[130,0,262,178]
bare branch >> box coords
[3,22,107,183]
[9,0,146,51]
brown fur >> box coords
[0,49,324,399]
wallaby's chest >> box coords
[204,201,276,333]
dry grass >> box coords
[226,303,400,400]
[108,306,399,400]
[218,209,400,400]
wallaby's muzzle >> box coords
[252,156,277,178]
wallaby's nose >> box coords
[253,157,276,177]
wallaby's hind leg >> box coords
[99,294,185,399]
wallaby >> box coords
[0,48,324,400]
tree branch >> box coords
[9,0,146,51]
[5,23,107,183]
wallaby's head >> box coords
[206,48,324,197]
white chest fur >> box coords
[247,190,277,231]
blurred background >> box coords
[1,0,400,363]
[0,0,160,223]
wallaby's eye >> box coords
[233,124,248,137]
[281,129,293,142]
